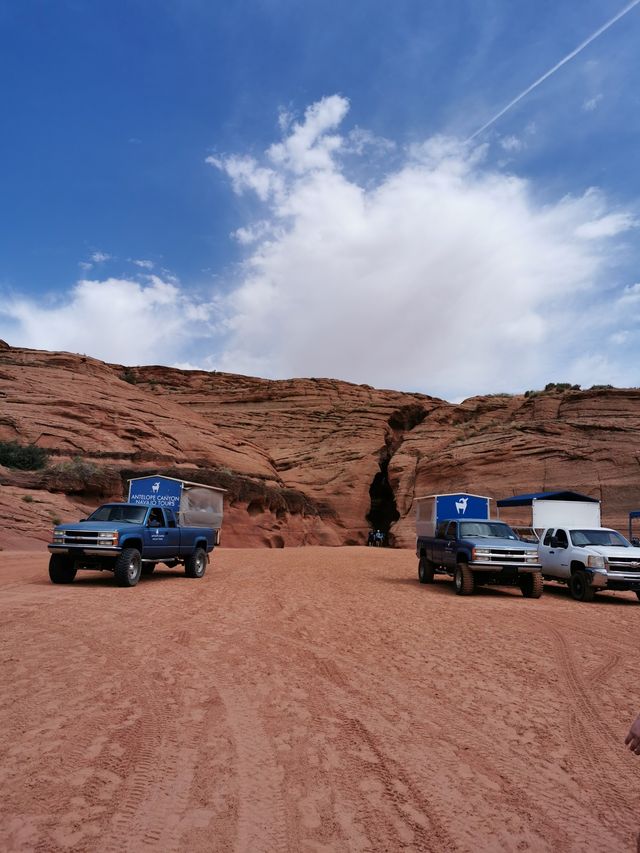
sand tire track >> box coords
[217,683,289,853]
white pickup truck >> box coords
[538,526,640,601]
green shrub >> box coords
[0,441,49,470]
[47,457,119,496]
[544,382,581,392]
[21,494,34,503]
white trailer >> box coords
[496,490,600,533]
[530,498,600,529]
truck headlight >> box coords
[472,548,491,559]
[98,532,119,546]
[525,553,539,562]
[587,555,606,570]
[52,531,65,543]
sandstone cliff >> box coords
[1,341,639,549]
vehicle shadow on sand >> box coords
[378,575,639,603]
[378,576,525,598]
[33,569,192,588]
[540,581,640,606]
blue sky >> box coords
[1,0,639,400]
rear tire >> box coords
[114,548,142,587]
[49,554,77,584]
[569,570,595,602]
[520,572,543,598]
[454,561,475,595]
[418,556,435,584]
[185,547,207,578]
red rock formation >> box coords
[1,343,640,549]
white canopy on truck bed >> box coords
[415,493,492,537]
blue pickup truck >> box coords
[48,502,215,587]
[417,518,543,597]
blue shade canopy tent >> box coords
[496,491,599,508]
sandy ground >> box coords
[1,547,639,853]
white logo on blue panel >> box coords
[455,497,469,514]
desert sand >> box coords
[1,546,639,852]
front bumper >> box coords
[589,568,640,590]
[470,560,541,574]
[48,545,122,557]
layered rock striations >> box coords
[1,342,640,549]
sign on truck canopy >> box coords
[416,493,491,537]
[128,476,182,509]
[127,475,225,531]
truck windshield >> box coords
[570,529,630,547]
[459,522,518,539]
[87,505,147,524]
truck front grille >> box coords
[609,557,640,571]
[485,549,535,563]
[57,530,105,547]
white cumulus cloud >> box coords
[0,276,213,365]
[207,96,637,398]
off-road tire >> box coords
[141,562,155,576]
[49,554,77,584]
[520,572,543,598]
[569,570,595,602]
[418,556,435,584]
[185,547,207,579]
[454,561,475,595]
[114,548,142,587]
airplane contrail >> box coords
[468,0,640,140]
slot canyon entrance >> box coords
[366,457,400,544]
[366,404,428,546]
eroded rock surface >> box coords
[1,344,640,548]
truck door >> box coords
[432,521,449,564]
[143,507,171,559]
[442,521,458,568]
[543,527,571,578]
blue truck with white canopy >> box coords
[48,475,224,587]
[415,493,542,597]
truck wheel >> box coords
[114,548,142,587]
[569,570,595,602]
[418,556,434,584]
[520,572,543,598]
[185,548,207,578]
[454,562,475,595]
[49,554,77,584]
